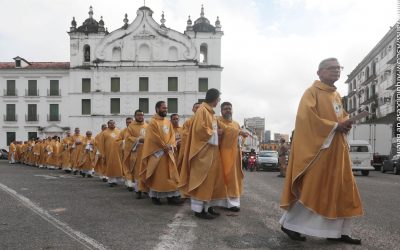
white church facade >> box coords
[0,5,223,148]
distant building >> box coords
[274,133,289,142]
[345,24,395,124]
[264,130,271,142]
[241,126,259,152]
[0,5,224,148]
[244,117,265,142]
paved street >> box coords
[1,160,400,250]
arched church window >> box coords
[84,45,90,62]
[138,44,150,61]
[200,43,208,63]
[168,46,178,61]
[112,47,121,61]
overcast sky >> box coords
[0,0,397,137]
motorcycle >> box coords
[247,154,257,172]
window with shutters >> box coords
[7,132,16,146]
[6,80,16,96]
[28,80,38,96]
[198,78,208,92]
[50,80,59,96]
[6,104,16,121]
[168,98,178,113]
[28,132,37,140]
[111,77,120,92]
[27,104,38,121]
[82,78,91,93]
[82,99,91,115]
[139,77,149,92]
[168,77,178,91]
[49,104,59,121]
[139,98,149,114]
[110,98,120,114]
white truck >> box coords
[347,124,393,170]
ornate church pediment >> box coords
[94,7,197,62]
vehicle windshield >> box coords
[349,146,369,152]
[259,152,278,157]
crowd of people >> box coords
[7,88,248,220]
[5,58,365,244]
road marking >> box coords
[0,182,108,250]
[34,174,58,180]
[154,207,197,250]
[50,207,67,213]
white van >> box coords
[348,140,375,176]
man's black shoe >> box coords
[86,174,93,178]
[281,226,306,241]
[208,207,220,216]
[195,210,215,220]
[228,206,240,212]
[102,178,108,182]
[152,197,162,205]
[64,170,71,174]
[136,191,143,199]
[81,173,86,177]
[167,196,184,205]
[127,187,134,192]
[73,170,78,175]
[327,235,361,245]
[108,182,117,187]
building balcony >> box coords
[25,114,39,122]
[47,114,61,122]
[3,89,18,96]
[3,114,17,121]
[47,89,61,96]
[25,89,39,96]
[361,74,377,86]
[360,94,378,105]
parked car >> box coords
[349,140,374,176]
[0,148,8,160]
[257,150,279,171]
[381,154,400,175]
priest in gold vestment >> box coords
[179,89,247,219]
[140,101,182,205]
[280,58,363,244]
[123,110,148,197]
[217,102,243,212]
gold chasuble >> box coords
[176,118,193,172]
[140,114,179,192]
[70,134,85,170]
[32,141,42,166]
[78,136,95,171]
[8,142,16,162]
[94,131,106,177]
[102,128,123,178]
[173,126,183,166]
[179,103,228,201]
[124,121,148,183]
[217,117,244,198]
[60,137,73,170]
[280,80,363,219]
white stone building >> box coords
[0,5,223,148]
[345,25,396,124]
